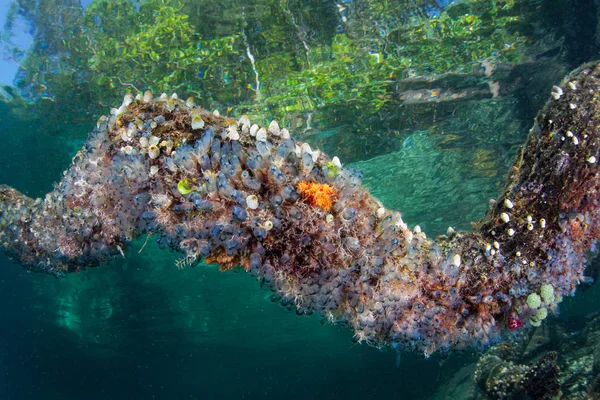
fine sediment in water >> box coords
[0,62,599,356]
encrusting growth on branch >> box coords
[1,62,599,356]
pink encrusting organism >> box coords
[0,62,599,357]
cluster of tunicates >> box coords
[0,62,599,356]
[475,351,560,398]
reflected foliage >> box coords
[2,0,535,129]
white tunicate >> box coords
[250,124,259,137]
[149,166,159,176]
[263,220,274,231]
[332,156,342,169]
[143,90,153,103]
[508,228,515,236]
[256,128,267,142]
[500,213,510,223]
[213,109,220,116]
[186,97,195,108]
[191,114,205,130]
[268,120,281,136]
[377,207,386,218]
[122,93,134,107]
[227,126,240,141]
[311,150,320,163]
[301,142,312,156]
[127,123,137,137]
[551,85,563,100]
[280,128,290,139]
[148,145,160,159]
[588,156,597,164]
[166,99,176,112]
[246,195,259,209]
[504,199,514,209]
[149,135,160,146]
[238,115,251,127]
[452,254,461,267]
[171,93,178,99]
[160,93,168,101]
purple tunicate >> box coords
[221,141,232,156]
[241,170,261,190]
[142,211,156,220]
[193,199,213,211]
[269,165,286,185]
[276,139,295,159]
[232,206,248,221]
[253,227,267,241]
[165,157,177,173]
[246,155,259,170]
[342,207,357,221]
[281,185,296,200]
[199,155,211,171]
[195,129,214,156]
[302,152,314,171]
[270,195,283,207]
[256,140,271,157]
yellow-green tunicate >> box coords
[536,307,548,320]
[540,284,555,304]
[177,179,193,195]
[527,293,542,309]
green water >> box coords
[0,0,598,398]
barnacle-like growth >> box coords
[0,62,599,357]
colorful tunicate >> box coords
[177,179,193,195]
[526,293,542,309]
[191,114,205,130]
[148,145,160,159]
[540,284,555,304]
[246,195,259,209]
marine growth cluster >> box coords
[1,62,599,357]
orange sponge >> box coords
[296,181,337,211]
